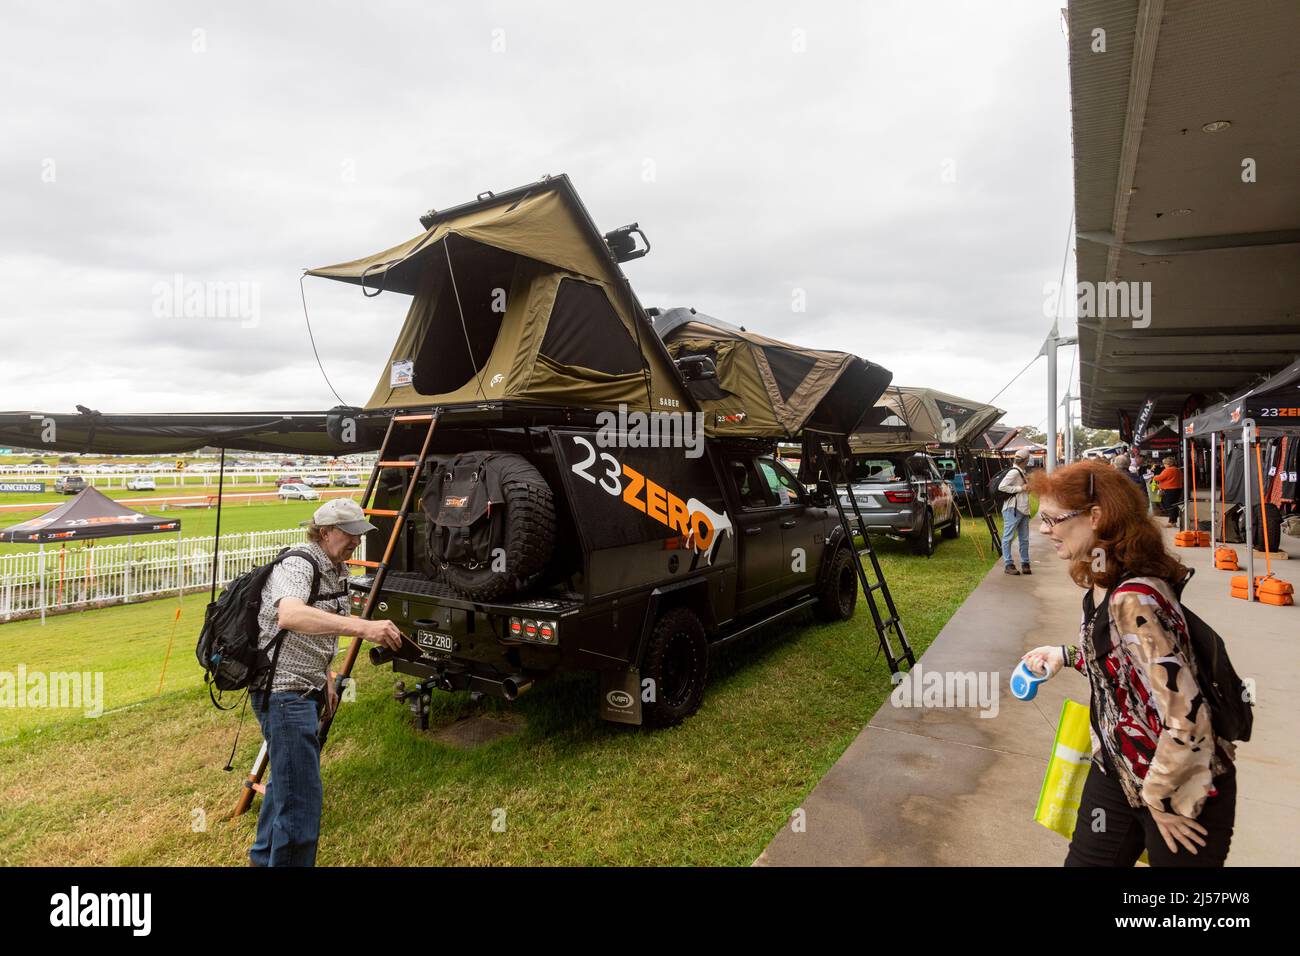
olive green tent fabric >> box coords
[306,189,610,293]
[307,180,691,414]
[850,386,1005,452]
[659,319,891,438]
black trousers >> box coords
[1161,491,1183,522]
[1065,761,1236,867]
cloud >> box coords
[0,0,1077,429]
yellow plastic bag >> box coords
[1033,699,1092,839]
[1035,699,1148,864]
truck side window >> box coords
[726,458,777,510]
[757,458,803,506]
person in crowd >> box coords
[1112,453,1146,491]
[1020,461,1236,867]
[1154,456,1185,527]
[998,448,1033,575]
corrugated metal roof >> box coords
[1067,0,1300,428]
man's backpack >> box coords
[987,466,1021,507]
[195,548,339,709]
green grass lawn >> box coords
[0,519,996,866]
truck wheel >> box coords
[941,507,961,540]
[438,454,556,601]
[909,512,934,556]
[641,607,708,728]
[815,545,858,621]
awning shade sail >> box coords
[850,386,1005,453]
[1183,357,1300,437]
[653,308,892,438]
[0,409,379,455]
[308,176,693,416]
[0,486,180,543]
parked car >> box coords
[841,452,960,555]
[53,474,88,494]
[303,473,332,487]
[275,475,304,487]
[277,482,320,501]
[332,473,361,487]
[126,476,156,491]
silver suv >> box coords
[841,452,960,555]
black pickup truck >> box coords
[355,405,859,728]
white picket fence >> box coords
[0,529,365,622]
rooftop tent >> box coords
[0,486,180,543]
[849,386,1006,453]
[306,176,692,415]
[651,308,892,438]
[979,424,1021,452]
[1183,356,1300,438]
[0,408,377,455]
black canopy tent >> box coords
[1183,357,1300,600]
[0,486,181,623]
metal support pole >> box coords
[1242,423,1255,601]
[1047,337,1058,473]
[39,542,46,625]
[1209,433,1217,546]
[1180,435,1188,532]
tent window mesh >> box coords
[540,279,643,375]
[761,346,817,402]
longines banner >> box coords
[0,481,45,493]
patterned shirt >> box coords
[254,542,351,694]
[1066,577,1234,818]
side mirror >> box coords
[811,478,834,507]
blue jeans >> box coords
[249,689,324,867]
[1001,507,1030,566]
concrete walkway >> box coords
[755,522,1300,866]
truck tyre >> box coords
[815,545,858,622]
[941,507,961,540]
[640,606,708,728]
[440,454,556,601]
[909,511,935,556]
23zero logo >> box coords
[569,436,732,563]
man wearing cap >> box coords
[998,449,1033,576]
[248,497,404,867]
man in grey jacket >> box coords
[998,449,1032,575]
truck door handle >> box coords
[780,519,797,528]
[745,526,763,536]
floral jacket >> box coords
[1065,576,1234,819]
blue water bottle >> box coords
[1010,660,1048,700]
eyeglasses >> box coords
[1039,509,1086,530]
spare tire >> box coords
[423,452,555,601]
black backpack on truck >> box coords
[196,547,341,709]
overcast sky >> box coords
[1,0,1080,432]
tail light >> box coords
[884,490,915,504]
[509,617,523,637]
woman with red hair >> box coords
[1021,460,1237,866]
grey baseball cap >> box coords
[1014,448,1031,461]
[302,497,376,535]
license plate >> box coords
[416,629,454,656]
